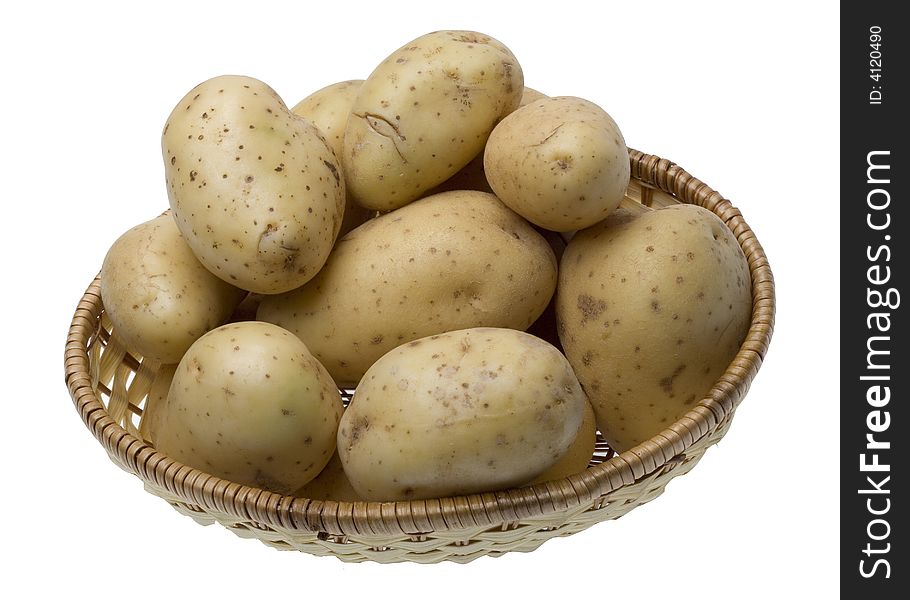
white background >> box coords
[1,1,838,598]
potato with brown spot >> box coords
[155,321,343,494]
[162,75,345,293]
[100,215,245,363]
[257,191,557,385]
[338,328,587,501]
[556,205,752,452]
[343,30,524,210]
[484,96,630,232]
[291,80,373,238]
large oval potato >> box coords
[100,215,245,363]
[156,321,343,493]
[557,205,752,452]
[162,75,345,293]
[291,80,373,238]
[485,96,630,232]
[338,328,587,500]
[257,191,557,385]
[343,30,523,211]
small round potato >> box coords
[343,30,523,210]
[530,400,596,484]
[338,328,587,501]
[291,80,373,238]
[100,215,245,363]
[485,96,630,232]
[162,75,345,294]
[157,321,343,494]
[257,190,557,385]
[557,205,752,452]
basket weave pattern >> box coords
[64,149,774,563]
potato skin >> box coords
[257,191,557,385]
[157,322,343,494]
[291,80,373,238]
[338,328,586,501]
[100,215,245,363]
[343,30,523,210]
[485,96,630,232]
[530,400,596,483]
[162,75,345,293]
[557,206,752,452]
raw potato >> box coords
[293,453,362,501]
[139,364,177,446]
[291,80,373,238]
[257,191,557,384]
[157,321,343,493]
[429,86,548,195]
[162,75,345,294]
[557,205,751,452]
[485,96,630,232]
[343,30,523,210]
[530,400,596,483]
[338,328,587,500]
[100,215,245,363]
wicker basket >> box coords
[64,149,775,563]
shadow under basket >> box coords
[64,149,775,564]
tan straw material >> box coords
[64,149,775,563]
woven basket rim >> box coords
[64,148,775,538]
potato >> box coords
[257,190,557,385]
[162,75,345,294]
[292,452,362,501]
[291,80,373,238]
[428,87,548,196]
[530,400,596,483]
[557,205,752,452]
[100,215,245,363]
[519,86,547,107]
[138,364,177,446]
[485,96,630,232]
[156,321,343,493]
[338,328,587,500]
[343,30,523,211]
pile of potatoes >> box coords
[100,30,752,502]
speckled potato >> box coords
[485,96,630,232]
[100,215,245,363]
[138,364,177,446]
[293,452,362,501]
[530,400,596,484]
[291,80,373,238]
[338,328,587,500]
[343,30,523,210]
[157,321,343,493]
[257,191,557,385]
[557,205,752,452]
[162,75,345,294]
